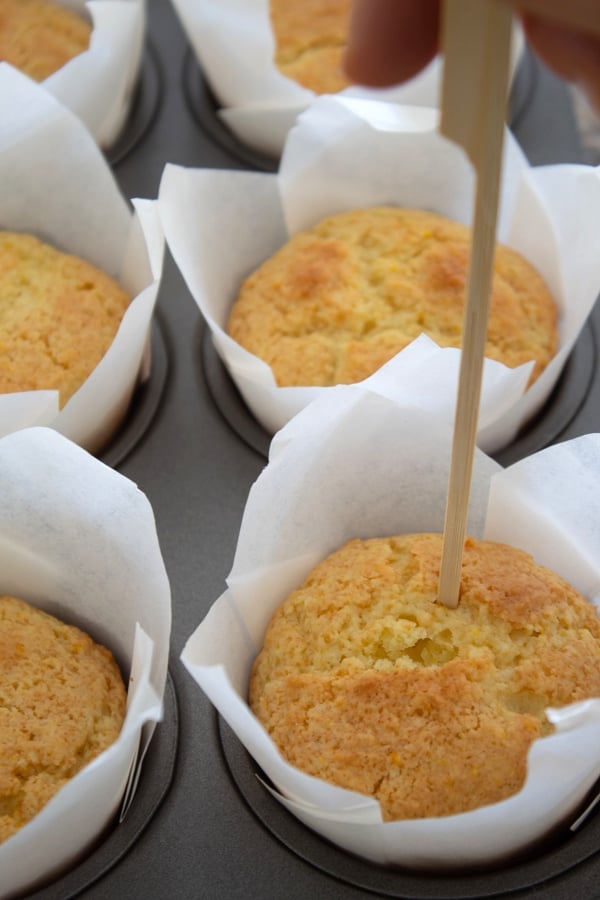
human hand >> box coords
[344,0,600,114]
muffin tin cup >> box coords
[101,313,169,469]
[41,0,146,150]
[159,96,600,455]
[0,427,171,897]
[180,39,538,174]
[26,671,179,900]
[170,0,525,158]
[0,64,165,456]
[218,716,600,899]
[199,305,599,467]
[107,38,164,167]
[181,383,600,870]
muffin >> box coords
[227,207,559,388]
[0,594,127,844]
[270,0,353,94]
[0,0,91,82]
[250,533,600,821]
[0,230,131,407]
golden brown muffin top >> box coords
[0,0,91,82]
[228,207,558,388]
[250,535,600,819]
[270,0,353,93]
[0,595,127,843]
[0,231,130,407]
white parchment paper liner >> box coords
[169,0,523,157]
[181,372,600,868]
[0,427,171,898]
[159,96,600,454]
[0,65,165,455]
[33,0,145,148]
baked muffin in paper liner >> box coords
[4,0,146,148]
[0,426,171,898]
[159,95,600,455]
[0,65,164,455]
[181,368,600,869]
[169,0,523,157]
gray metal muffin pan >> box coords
[26,1,600,897]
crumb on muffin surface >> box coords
[250,534,600,820]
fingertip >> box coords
[522,14,600,113]
[344,0,440,88]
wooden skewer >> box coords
[437,0,513,609]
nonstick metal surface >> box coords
[29,2,600,898]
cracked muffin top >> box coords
[227,206,558,388]
[250,534,600,820]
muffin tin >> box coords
[21,1,600,898]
